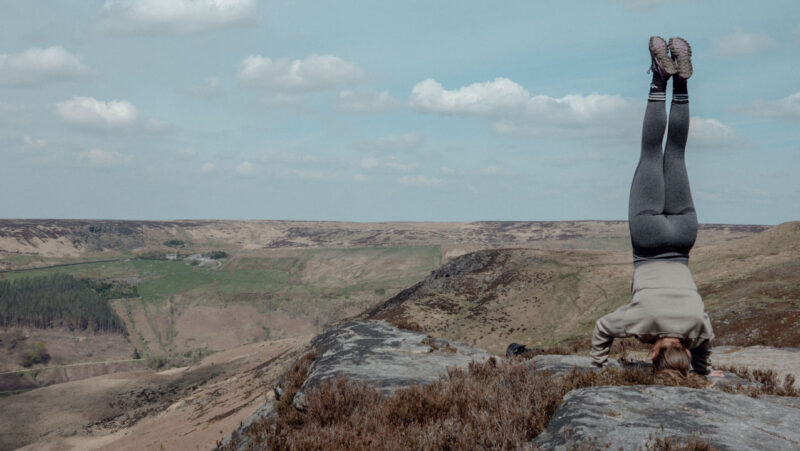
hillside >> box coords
[366,222,800,354]
[0,219,796,449]
[0,219,766,266]
[0,220,775,383]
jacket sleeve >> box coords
[690,338,712,376]
[590,309,627,368]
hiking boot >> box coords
[649,36,676,83]
[668,37,693,79]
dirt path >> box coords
[0,358,145,376]
[0,258,130,273]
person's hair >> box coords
[652,342,690,377]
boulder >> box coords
[293,320,489,409]
[712,346,800,389]
[533,386,800,450]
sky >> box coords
[1,0,798,224]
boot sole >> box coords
[649,36,677,75]
[669,37,693,79]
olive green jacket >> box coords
[590,261,714,375]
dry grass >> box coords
[645,429,718,451]
[716,365,799,398]
[388,317,425,333]
[220,357,714,450]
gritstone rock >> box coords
[293,319,489,409]
[712,346,800,389]
[532,385,800,450]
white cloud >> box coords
[0,103,32,126]
[280,168,336,180]
[238,55,364,92]
[688,117,747,149]
[55,96,138,129]
[354,133,422,152]
[439,166,456,175]
[713,29,772,57]
[410,77,638,140]
[78,148,133,167]
[200,162,215,173]
[174,147,198,160]
[334,89,399,112]
[360,157,418,172]
[22,135,47,151]
[187,76,222,97]
[478,165,513,176]
[410,78,529,115]
[353,173,368,183]
[548,151,609,166]
[145,118,172,132]
[398,175,441,187]
[264,151,323,165]
[739,92,800,120]
[101,0,257,34]
[236,161,255,175]
[0,46,89,86]
[360,158,379,170]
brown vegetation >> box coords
[717,365,799,398]
[219,357,715,450]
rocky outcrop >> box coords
[293,319,489,409]
[712,346,800,389]
[533,385,800,450]
[223,329,799,450]
[527,354,620,374]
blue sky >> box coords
[1,0,798,224]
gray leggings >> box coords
[629,98,697,266]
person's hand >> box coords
[708,369,724,377]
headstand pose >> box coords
[590,36,721,377]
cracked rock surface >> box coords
[293,319,489,409]
[532,385,800,450]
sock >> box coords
[672,77,688,104]
[648,72,667,102]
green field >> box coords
[0,246,443,356]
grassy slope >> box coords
[368,222,800,354]
[0,246,442,360]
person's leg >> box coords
[628,76,669,258]
[662,76,697,254]
[663,37,698,256]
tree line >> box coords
[0,274,127,334]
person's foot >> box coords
[669,37,693,79]
[649,36,676,83]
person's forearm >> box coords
[690,339,712,375]
[590,319,615,367]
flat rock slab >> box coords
[533,386,800,450]
[294,320,489,408]
[713,346,800,389]
[527,354,621,375]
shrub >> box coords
[20,342,50,368]
[203,251,229,260]
[717,365,799,398]
[146,355,168,370]
[163,239,184,247]
[388,317,424,333]
[220,356,712,450]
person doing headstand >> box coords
[590,36,722,378]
